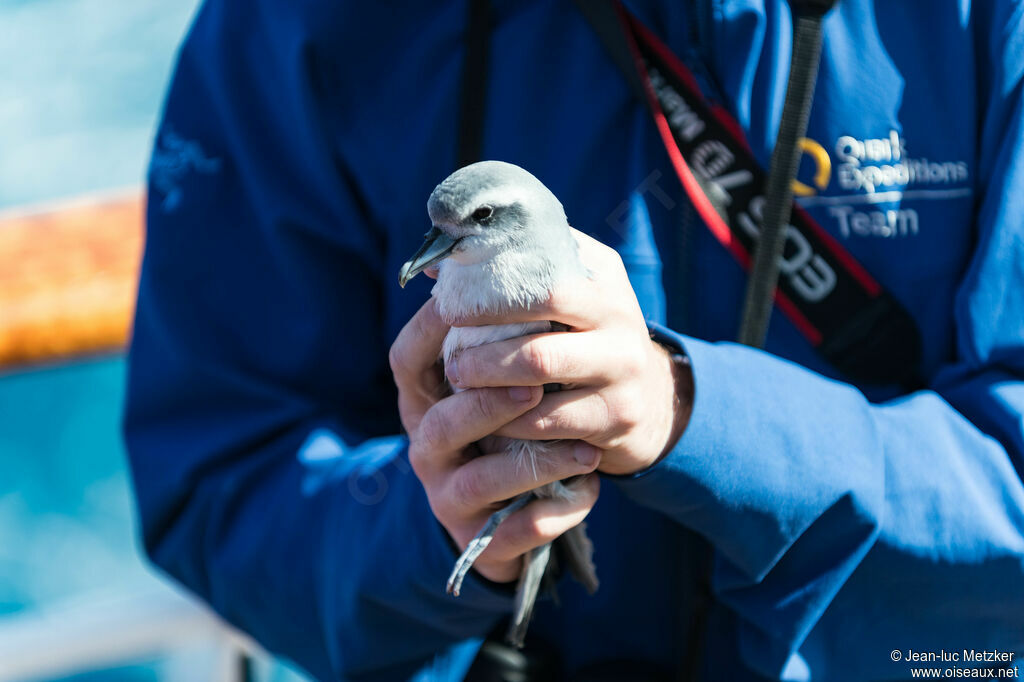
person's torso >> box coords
[315,1,983,677]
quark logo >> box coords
[834,130,968,194]
[792,138,832,197]
[794,129,973,241]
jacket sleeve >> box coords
[614,8,1024,680]
[122,3,511,680]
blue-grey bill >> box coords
[398,227,460,287]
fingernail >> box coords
[507,386,534,402]
[446,357,460,386]
[573,443,600,468]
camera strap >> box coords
[575,0,922,387]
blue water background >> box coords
[0,2,306,679]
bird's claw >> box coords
[447,535,493,596]
[447,494,533,597]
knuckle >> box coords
[545,287,573,313]
[523,340,558,381]
[603,433,630,452]
[417,412,451,454]
[493,512,534,551]
[622,341,648,374]
[600,390,635,434]
[450,467,486,509]
[407,443,429,477]
[580,474,601,505]
[524,510,561,543]
[514,510,547,543]
[595,243,626,274]
[425,492,459,531]
[470,387,500,423]
[535,408,572,437]
[388,342,407,377]
[533,413,554,437]
[456,349,481,385]
[616,401,643,432]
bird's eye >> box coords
[471,206,493,222]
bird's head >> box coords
[399,160,568,287]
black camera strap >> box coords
[576,0,922,388]
[457,0,491,169]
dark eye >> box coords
[471,206,493,222]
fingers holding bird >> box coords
[444,472,601,585]
[471,473,600,562]
[446,330,640,389]
[449,327,689,475]
[409,385,543,481]
[442,441,601,514]
[442,226,694,475]
[393,297,605,586]
[414,405,601,585]
[390,297,451,434]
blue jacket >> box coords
[124,1,1024,679]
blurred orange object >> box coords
[0,190,144,370]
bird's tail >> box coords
[559,522,599,594]
[507,542,552,648]
[505,523,598,648]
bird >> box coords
[399,160,599,647]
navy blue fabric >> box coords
[124,1,1024,679]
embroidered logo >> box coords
[833,130,969,194]
[796,130,972,240]
[150,127,221,212]
[791,138,832,197]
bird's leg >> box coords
[447,493,534,597]
[506,541,552,648]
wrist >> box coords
[604,332,694,477]
[653,338,693,462]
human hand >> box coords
[443,229,693,476]
[390,298,602,584]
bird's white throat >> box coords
[432,246,571,322]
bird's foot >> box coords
[447,493,533,597]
